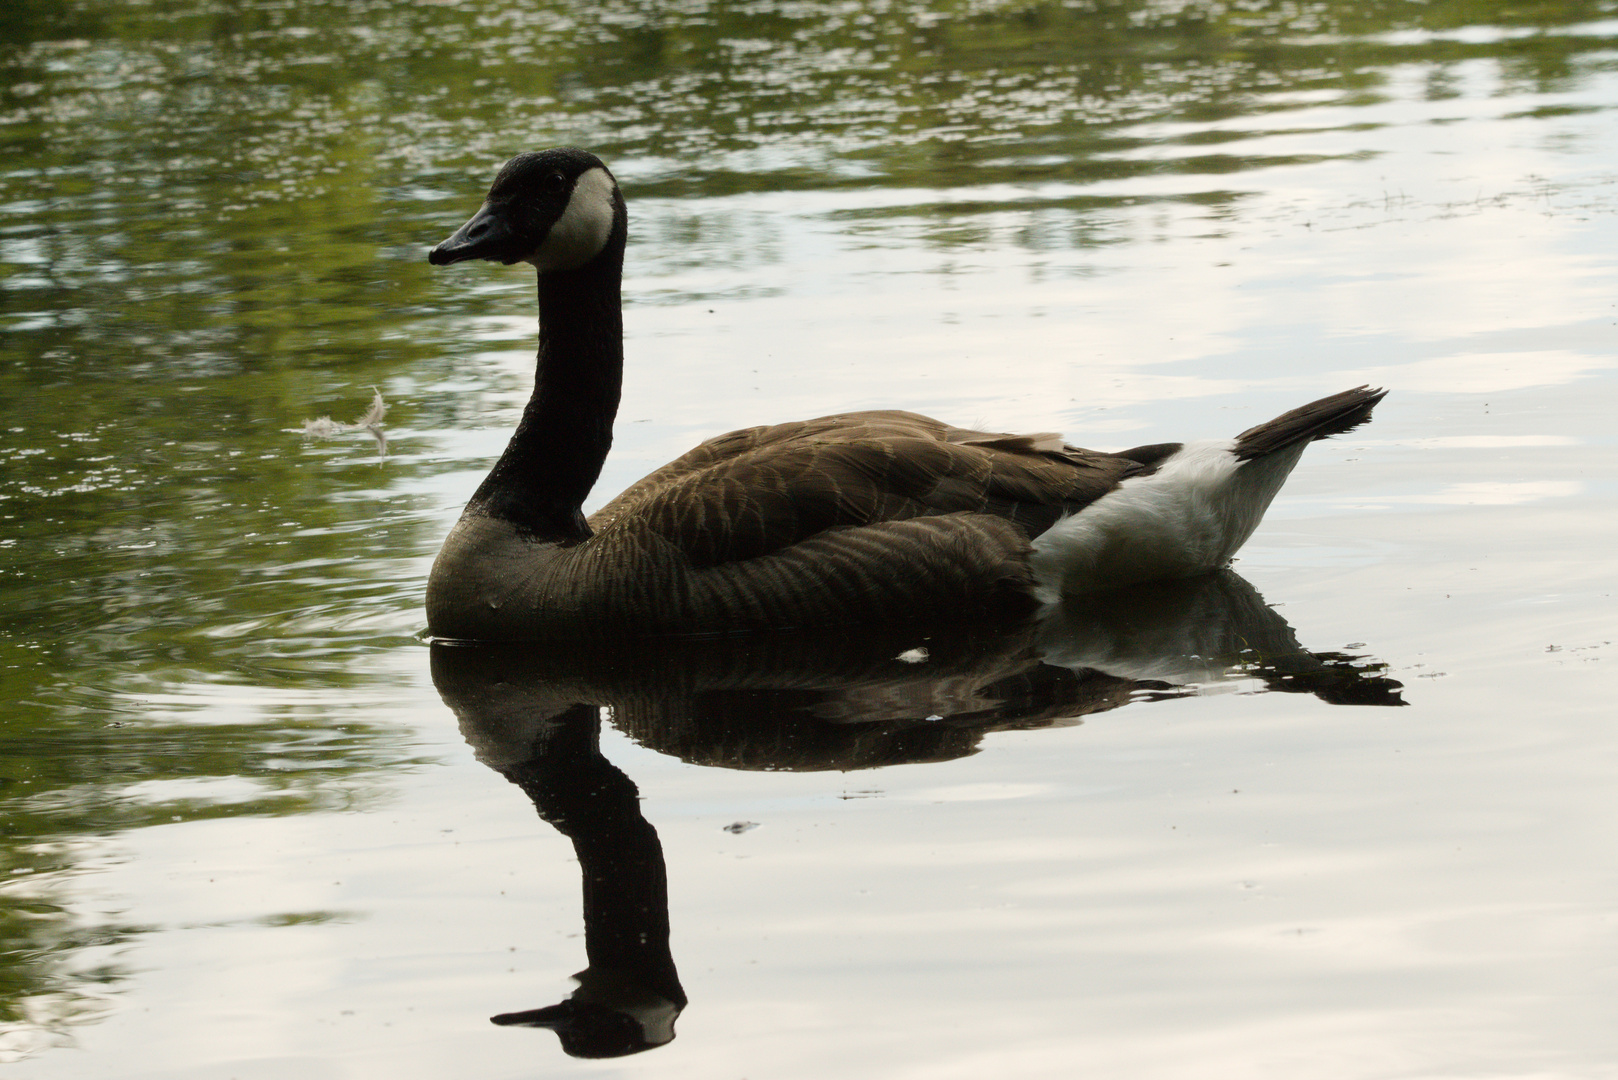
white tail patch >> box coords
[534,166,617,272]
[1028,439,1308,602]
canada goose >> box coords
[425,148,1384,641]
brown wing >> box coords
[589,410,1143,569]
[594,410,941,520]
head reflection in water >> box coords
[465,699,685,1058]
[430,570,1403,1058]
[492,967,681,1058]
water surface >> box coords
[3,0,1617,1074]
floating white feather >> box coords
[301,389,387,455]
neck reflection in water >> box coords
[429,570,1403,1058]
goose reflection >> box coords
[430,570,1403,1057]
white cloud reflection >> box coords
[1380,480,1583,505]
[1340,350,1616,395]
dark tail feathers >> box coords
[1233,386,1386,462]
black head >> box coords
[428,148,624,272]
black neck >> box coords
[468,238,625,541]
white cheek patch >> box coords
[532,167,618,271]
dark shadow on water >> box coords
[478,701,684,1058]
[429,569,1402,1058]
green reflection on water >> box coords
[0,0,1613,1057]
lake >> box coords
[3,0,1618,1075]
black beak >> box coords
[428,202,524,266]
[491,1002,573,1029]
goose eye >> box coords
[543,173,568,195]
